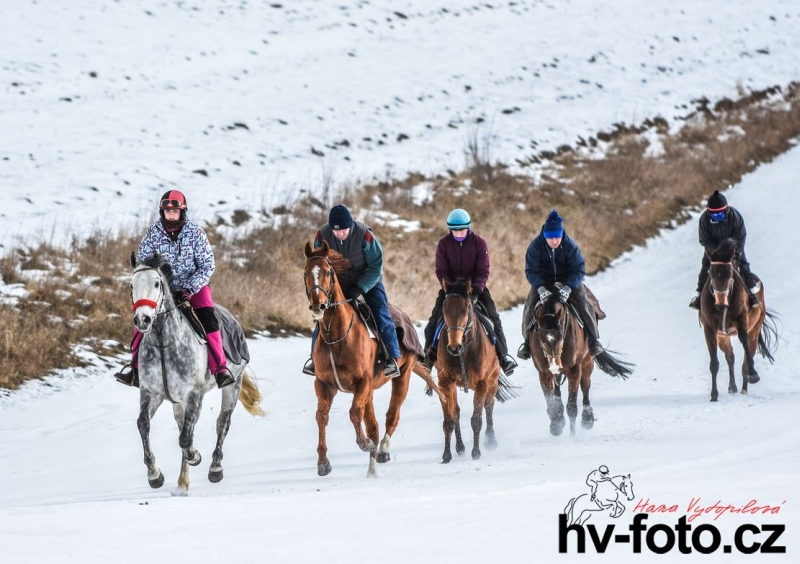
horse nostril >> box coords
[142,315,152,324]
[319,304,326,311]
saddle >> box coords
[179,302,250,364]
[349,299,422,359]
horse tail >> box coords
[414,361,447,404]
[495,372,520,403]
[238,369,266,417]
[757,308,779,364]
[593,348,635,379]
[564,497,576,523]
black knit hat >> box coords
[706,190,728,211]
[328,205,353,230]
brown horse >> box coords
[529,287,633,437]
[434,279,516,463]
[699,238,778,402]
[303,241,443,477]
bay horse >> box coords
[303,241,443,477]
[130,253,264,494]
[435,279,517,463]
[699,238,778,401]
[564,475,635,525]
[529,288,633,437]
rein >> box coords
[443,292,476,392]
[304,256,358,393]
[536,299,569,386]
[708,260,736,332]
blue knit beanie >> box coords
[328,205,353,230]
[542,209,564,238]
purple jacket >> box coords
[435,230,490,293]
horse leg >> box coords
[349,377,375,453]
[363,398,380,478]
[703,324,720,402]
[439,379,458,464]
[717,335,736,395]
[580,355,595,429]
[314,378,337,476]
[378,367,411,463]
[174,391,204,494]
[565,370,580,438]
[208,383,240,483]
[745,322,761,384]
[470,380,488,460]
[736,325,756,395]
[137,391,165,488]
[539,372,565,436]
[484,378,498,451]
[172,403,201,467]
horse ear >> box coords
[304,242,313,258]
[130,251,137,268]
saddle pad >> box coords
[216,304,250,365]
[389,303,424,356]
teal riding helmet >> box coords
[446,208,471,230]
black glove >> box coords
[537,286,552,301]
[177,290,193,304]
[344,286,363,301]
[558,285,572,303]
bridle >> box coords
[443,292,477,392]
[708,260,735,300]
[303,255,357,393]
[535,298,569,382]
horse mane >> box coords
[709,238,737,262]
[307,244,352,276]
[141,252,175,287]
[445,278,471,298]
[536,295,562,330]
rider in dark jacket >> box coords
[689,190,760,310]
[517,209,604,359]
[302,204,402,378]
[422,209,517,376]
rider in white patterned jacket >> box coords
[114,190,235,389]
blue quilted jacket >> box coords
[138,219,215,294]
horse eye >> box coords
[155,281,160,288]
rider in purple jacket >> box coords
[422,209,517,376]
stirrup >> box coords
[114,364,139,388]
[383,358,401,378]
[501,355,518,376]
[302,357,315,376]
[517,342,531,360]
[748,294,761,309]
[215,367,235,389]
[688,294,701,310]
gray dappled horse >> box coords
[130,253,263,494]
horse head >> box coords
[706,238,739,309]
[619,474,635,501]
[129,252,175,333]
[303,241,350,321]
[442,279,474,356]
[533,291,568,374]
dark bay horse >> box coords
[303,241,443,477]
[434,279,517,463]
[699,238,778,401]
[529,288,633,437]
[130,253,264,494]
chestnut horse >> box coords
[699,238,778,402]
[529,288,633,437]
[435,279,517,463]
[303,241,443,477]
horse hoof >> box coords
[472,450,481,460]
[148,471,165,489]
[728,387,738,394]
[455,444,466,456]
[357,439,375,453]
[318,462,332,476]
[485,435,498,451]
[208,469,224,483]
[748,373,760,384]
[550,422,565,436]
[171,487,188,497]
[740,389,748,396]
[442,452,452,464]
[710,397,718,402]
[582,411,595,430]
[376,452,391,463]
[187,451,202,467]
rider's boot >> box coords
[207,330,235,388]
[688,292,701,310]
[517,337,532,360]
[747,290,761,309]
[114,363,139,387]
[302,357,316,376]
[383,357,401,378]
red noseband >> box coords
[132,299,158,312]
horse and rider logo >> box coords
[564,465,635,525]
